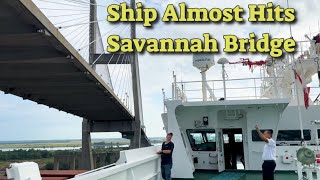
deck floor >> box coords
[174,170,298,180]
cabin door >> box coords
[216,128,225,172]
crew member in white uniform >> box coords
[255,125,276,180]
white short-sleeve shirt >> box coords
[262,138,276,161]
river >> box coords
[0,147,82,151]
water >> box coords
[0,145,130,152]
[0,147,81,151]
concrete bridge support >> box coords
[54,155,77,170]
[80,119,94,170]
[130,0,145,150]
[80,119,151,170]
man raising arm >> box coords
[256,125,276,180]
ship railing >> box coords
[166,77,320,103]
[168,77,281,102]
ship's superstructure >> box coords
[161,35,320,179]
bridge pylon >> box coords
[79,0,150,170]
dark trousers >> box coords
[262,160,276,180]
[161,164,172,180]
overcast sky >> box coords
[0,0,319,141]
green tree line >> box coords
[0,149,80,161]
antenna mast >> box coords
[286,0,305,143]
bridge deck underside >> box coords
[0,0,133,121]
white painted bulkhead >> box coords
[164,100,195,179]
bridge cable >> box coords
[116,55,130,95]
[70,26,90,48]
[63,0,109,8]
[64,22,90,40]
[57,19,106,29]
[114,26,131,97]
[47,13,89,18]
[39,8,89,11]
[76,33,90,52]
[109,25,130,73]
[78,23,126,51]
[36,0,89,8]
[92,24,129,64]
[116,27,131,97]
[54,15,89,25]
[120,56,131,100]
[114,55,129,95]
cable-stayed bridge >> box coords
[0,0,150,170]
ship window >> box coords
[317,129,320,138]
[206,133,216,142]
[190,132,204,144]
[252,129,311,141]
[252,129,269,141]
[277,130,311,141]
[223,134,229,143]
[186,129,216,151]
[235,134,243,142]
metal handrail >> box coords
[168,74,320,102]
[175,76,283,84]
[164,40,319,103]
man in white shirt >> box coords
[255,125,276,180]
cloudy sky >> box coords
[0,0,319,141]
